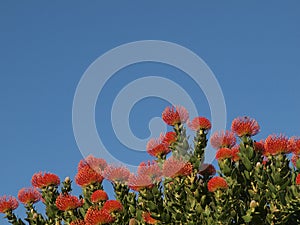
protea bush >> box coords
[1,105,300,225]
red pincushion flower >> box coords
[162,105,189,126]
[55,194,83,211]
[291,155,299,167]
[75,164,104,187]
[91,190,108,203]
[85,207,114,225]
[31,172,60,189]
[162,131,177,145]
[210,130,236,149]
[198,164,216,177]
[137,161,162,182]
[231,145,240,162]
[162,157,193,178]
[296,174,300,185]
[231,116,260,137]
[78,155,107,173]
[207,177,228,192]
[146,137,170,158]
[70,220,85,225]
[254,140,265,154]
[18,187,41,205]
[142,212,158,224]
[288,137,300,155]
[128,174,154,191]
[188,117,212,131]
[103,165,131,184]
[264,134,290,156]
[102,200,123,213]
[0,196,19,213]
[215,148,232,161]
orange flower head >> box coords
[18,187,41,205]
[215,148,232,161]
[91,190,108,203]
[55,194,83,211]
[128,174,154,191]
[31,172,60,189]
[198,164,216,177]
[296,174,300,185]
[142,212,158,224]
[162,157,193,178]
[264,134,290,156]
[188,117,211,131]
[0,196,19,213]
[78,155,107,173]
[70,220,85,225]
[207,177,228,192]
[288,137,300,155]
[137,161,162,182]
[85,207,114,225]
[254,140,265,154]
[231,116,260,137]
[210,130,236,149]
[231,145,240,162]
[75,164,104,187]
[146,137,170,158]
[162,105,189,126]
[103,165,131,184]
[102,200,123,213]
[162,131,177,145]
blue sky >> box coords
[0,1,299,222]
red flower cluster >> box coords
[289,137,300,155]
[103,165,131,184]
[163,131,177,145]
[85,207,114,225]
[128,174,154,191]
[78,155,107,173]
[231,116,260,137]
[91,190,108,203]
[163,157,193,178]
[264,134,290,156]
[210,130,236,149]
[143,212,158,224]
[55,194,83,211]
[0,196,18,213]
[207,177,228,192]
[254,140,265,154]
[18,187,41,205]
[162,105,189,126]
[102,200,123,213]
[31,172,60,189]
[188,117,211,131]
[76,164,104,187]
[146,137,171,158]
[215,148,232,160]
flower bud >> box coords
[250,200,258,208]
[64,177,70,183]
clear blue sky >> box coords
[0,1,299,222]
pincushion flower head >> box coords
[31,172,60,189]
[85,207,114,225]
[207,177,228,192]
[103,165,131,184]
[288,136,300,155]
[143,212,158,224]
[162,105,189,126]
[146,136,170,158]
[162,131,177,145]
[162,156,193,178]
[0,196,19,213]
[91,190,108,203]
[210,130,236,149]
[18,187,41,205]
[188,117,211,132]
[231,145,240,162]
[75,164,104,187]
[264,134,290,156]
[78,155,107,173]
[137,161,162,182]
[55,194,83,211]
[102,200,123,213]
[231,116,260,137]
[128,174,154,191]
[215,148,232,161]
